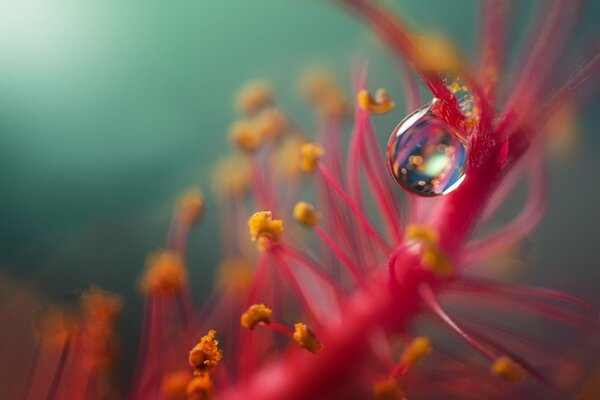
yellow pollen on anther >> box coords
[178,189,204,226]
[241,304,272,331]
[186,373,214,400]
[140,251,188,297]
[411,33,462,74]
[357,88,396,114]
[492,356,526,382]
[301,143,325,173]
[373,379,404,400]
[400,336,432,368]
[229,120,261,153]
[293,322,323,353]
[235,80,273,115]
[188,330,223,376]
[216,257,255,292]
[405,224,453,277]
[212,155,251,198]
[299,69,348,118]
[293,201,320,228]
[248,211,284,245]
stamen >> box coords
[178,189,204,227]
[357,88,396,114]
[235,80,273,115]
[373,380,405,400]
[301,143,325,173]
[160,370,193,400]
[188,330,223,376]
[139,251,188,297]
[405,224,453,277]
[390,337,432,377]
[293,322,323,353]
[248,211,284,246]
[241,304,272,331]
[229,120,261,153]
[491,356,525,382]
[293,201,320,227]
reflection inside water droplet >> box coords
[386,101,468,197]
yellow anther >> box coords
[140,251,188,297]
[235,80,273,115]
[186,373,214,400]
[421,247,454,277]
[373,380,404,400]
[275,136,304,179]
[212,155,251,198]
[293,322,323,353]
[492,356,525,382]
[216,257,255,292]
[241,304,272,331]
[301,143,325,173]
[357,88,396,114]
[405,224,438,245]
[405,224,453,277]
[178,189,204,226]
[229,120,261,153]
[293,201,320,228]
[81,286,122,326]
[188,330,223,375]
[411,33,462,74]
[254,107,287,142]
[248,211,284,243]
[400,336,432,368]
[300,69,348,118]
[160,370,193,400]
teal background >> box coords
[1,0,599,381]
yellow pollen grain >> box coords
[248,211,284,244]
[241,304,272,331]
[140,251,188,297]
[412,33,462,74]
[211,155,251,198]
[186,373,214,400]
[400,336,432,368]
[293,322,323,353]
[373,379,404,400]
[235,80,273,115]
[357,88,396,114]
[293,201,320,228]
[301,143,324,173]
[229,120,261,153]
[178,189,204,226]
[188,330,223,376]
[492,356,526,382]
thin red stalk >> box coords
[480,0,509,105]
[46,336,71,400]
[314,225,366,287]
[454,279,599,315]
[419,284,496,362]
[264,322,294,336]
[318,164,390,252]
[464,150,546,264]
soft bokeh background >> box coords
[1,0,599,383]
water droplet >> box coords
[387,101,468,197]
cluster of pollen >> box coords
[160,370,193,400]
[241,304,272,331]
[140,251,188,296]
[178,189,205,226]
[448,79,479,129]
[188,330,223,376]
[400,336,432,368]
[405,224,453,277]
[187,374,214,400]
[357,88,396,114]
[293,323,323,353]
[212,155,251,198]
[293,201,320,228]
[248,211,284,246]
[492,356,526,382]
[300,143,325,173]
[229,120,261,153]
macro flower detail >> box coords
[5,1,600,399]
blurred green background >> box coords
[1,0,599,381]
